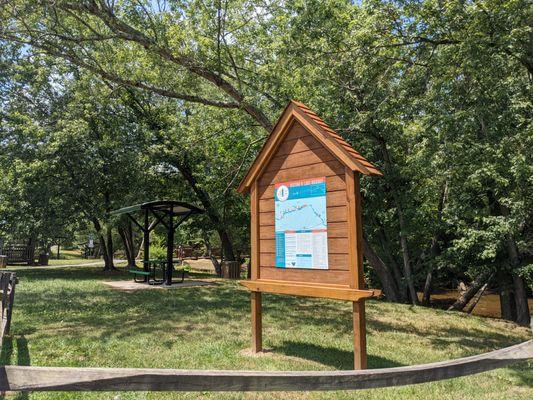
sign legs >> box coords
[251,291,262,353]
[353,300,367,369]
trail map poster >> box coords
[274,177,329,269]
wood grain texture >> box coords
[346,169,367,369]
[259,160,345,187]
[241,279,374,301]
[238,101,381,193]
[353,301,367,369]
[1,341,530,392]
[274,134,324,158]
[251,291,262,353]
[283,121,309,140]
[259,267,351,284]
[265,147,337,173]
[238,108,296,193]
[250,182,260,280]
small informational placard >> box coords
[275,177,328,269]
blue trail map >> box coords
[274,177,329,269]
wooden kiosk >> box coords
[238,100,382,369]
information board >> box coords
[274,177,328,269]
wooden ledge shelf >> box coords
[240,279,374,302]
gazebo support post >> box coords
[143,209,150,278]
[166,212,174,285]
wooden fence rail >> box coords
[0,340,531,392]
[0,271,17,347]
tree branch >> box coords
[57,1,274,130]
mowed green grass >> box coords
[47,249,104,266]
[2,266,531,400]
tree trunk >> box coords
[448,270,492,312]
[422,269,433,306]
[203,232,222,276]
[512,275,530,326]
[175,158,236,262]
[104,226,115,270]
[119,220,136,268]
[376,225,406,301]
[99,233,109,266]
[397,214,417,305]
[421,182,447,306]
[465,281,490,314]
[92,218,107,265]
[376,136,417,305]
[499,284,515,321]
[362,239,400,302]
[499,201,530,325]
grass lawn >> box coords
[46,249,105,266]
[2,266,531,399]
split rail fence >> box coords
[0,271,16,347]
[0,270,529,392]
[0,340,531,392]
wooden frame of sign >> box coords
[238,100,382,369]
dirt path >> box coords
[5,259,126,270]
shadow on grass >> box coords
[508,361,533,387]
[273,341,404,369]
[14,267,129,283]
[0,337,13,365]
[12,266,530,366]
[0,336,30,400]
[14,336,29,400]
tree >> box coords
[0,1,530,319]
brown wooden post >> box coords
[346,168,367,369]
[250,181,262,352]
[251,291,262,352]
[353,301,366,369]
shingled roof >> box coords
[238,100,382,193]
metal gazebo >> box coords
[111,201,203,285]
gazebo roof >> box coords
[111,201,204,217]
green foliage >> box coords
[0,1,531,295]
[149,234,168,260]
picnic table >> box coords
[129,259,186,285]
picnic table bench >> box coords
[128,268,151,282]
[129,260,186,285]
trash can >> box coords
[221,261,241,279]
[38,253,49,266]
[0,255,7,269]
